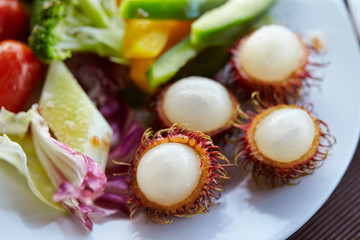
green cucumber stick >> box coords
[120,0,227,20]
[191,0,277,46]
[147,37,203,89]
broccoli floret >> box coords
[29,0,127,63]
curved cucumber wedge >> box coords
[120,0,227,20]
[191,0,276,46]
[147,37,203,89]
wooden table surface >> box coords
[288,141,360,239]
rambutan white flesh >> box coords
[254,108,316,163]
[136,142,201,206]
[240,24,307,82]
[162,76,234,133]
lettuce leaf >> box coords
[0,107,62,211]
[31,104,107,231]
[0,107,32,138]
[0,106,109,231]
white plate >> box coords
[1,0,360,239]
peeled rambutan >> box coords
[127,124,230,223]
[155,76,238,137]
[228,24,323,103]
[232,94,335,187]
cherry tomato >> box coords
[0,0,27,40]
[0,40,42,112]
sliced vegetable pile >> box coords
[29,0,127,63]
[0,0,335,233]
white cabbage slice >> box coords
[30,104,107,231]
[0,107,32,137]
[0,107,62,210]
[0,105,108,231]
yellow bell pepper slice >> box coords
[124,20,192,58]
[124,20,169,58]
[130,58,157,94]
[126,20,192,92]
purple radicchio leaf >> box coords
[31,104,107,231]
[65,54,145,215]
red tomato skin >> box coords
[0,0,27,40]
[0,40,42,112]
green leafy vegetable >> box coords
[0,106,109,230]
[0,108,62,211]
[29,0,127,63]
[30,105,107,231]
[0,107,32,138]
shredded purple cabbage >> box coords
[66,54,145,216]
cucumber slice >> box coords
[120,0,227,20]
[191,0,276,46]
[147,37,203,89]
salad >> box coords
[0,0,336,234]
